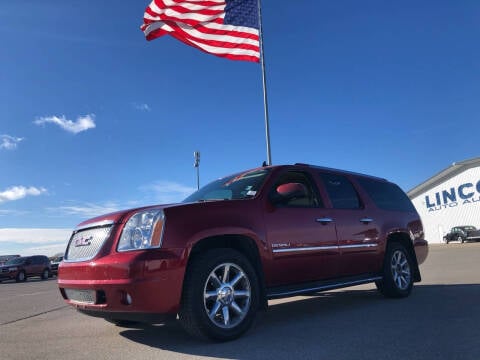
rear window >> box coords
[357,178,415,212]
[319,173,361,209]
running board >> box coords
[266,275,383,299]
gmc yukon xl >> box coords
[58,163,428,341]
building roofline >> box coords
[407,157,480,199]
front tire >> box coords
[376,242,414,298]
[457,235,464,243]
[179,248,259,341]
[16,271,26,282]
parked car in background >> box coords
[0,255,51,282]
[443,226,480,243]
[50,256,63,276]
[58,163,428,341]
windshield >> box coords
[183,169,270,203]
[5,258,25,266]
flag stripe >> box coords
[144,21,259,48]
[144,0,225,28]
[141,0,260,62]
[150,0,225,14]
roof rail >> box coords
[294,163,311,166]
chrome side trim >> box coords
[267,276,383,299]
[340,244,379,249]
[272,243,378,253]
[360,218,373,224]
[316,217,333,223]
[273,245,338,253]
[74,220,115,232]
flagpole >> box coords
[257,0,272,166]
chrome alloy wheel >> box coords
[390,250,411,290]
[203,262,251,329]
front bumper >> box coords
[0,275,15,281]
[58,249,186,321]
[0,270,17,280]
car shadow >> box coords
[119,284,480,360]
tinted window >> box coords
[319,173,361,209]
[272,171,322,208]
[357,177,415,212]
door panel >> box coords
[265,207,339,286]
[315,172,382,277]
[327,208,382,276]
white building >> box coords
[408,157,480,244]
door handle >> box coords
[316,217,333,225]
[360,218,373,224]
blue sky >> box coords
[1,1,479,256]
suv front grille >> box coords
[65,224,113,262]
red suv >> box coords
[1,255,51,282]
[58,164,428,341]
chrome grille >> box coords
[64,288,96,304]
[65,225,113,262]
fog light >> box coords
[122,292,132,305]
[126,293,132,305]
[120,291,133,305]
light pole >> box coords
[194,151,200,190]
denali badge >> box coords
[74,235,93,247]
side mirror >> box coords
[271,182,308,205]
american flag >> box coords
[141,0,260,62]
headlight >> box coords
[117,209,165,252]
[8,267,18,272]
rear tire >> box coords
[457,236,464,243]
[179,248,259,341]
[376,242,414,298]
[41,269,50,280]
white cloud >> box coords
[0,186,46,203]
[140,181,196,204]
[0,228,71,257]
[54,201,120,218]
[0,134,24,150]
[0,228,71,244]
[133,103,151,112]
[0,209,25,216]
[34,114,96,134]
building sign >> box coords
[425,180,480,212]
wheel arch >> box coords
[185,234,268,310]
[386,231,421,282]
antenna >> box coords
[194,151,200,190]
